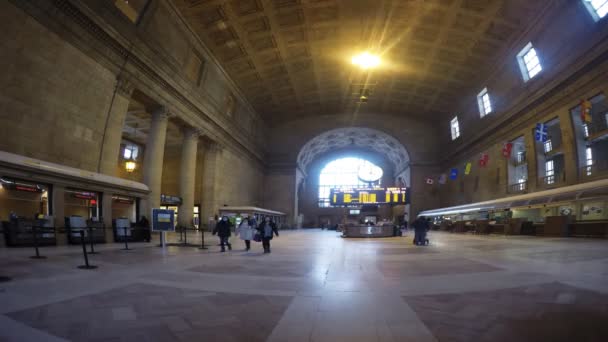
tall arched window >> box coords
[318,157,383,207]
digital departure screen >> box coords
[329,187,410,206]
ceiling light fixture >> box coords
[352,52,381,69]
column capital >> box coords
[183,128,203,141]
[115,76,135,97]
[207,140,224,153]
[151,106,173,120]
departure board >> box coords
[329,187,410,206]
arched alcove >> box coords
[297,127,410,176]
[294,127,411,228]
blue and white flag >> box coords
[535,123,548,142]
[450,168,458,180]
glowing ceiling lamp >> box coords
[351,52,381,69]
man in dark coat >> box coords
[412,216,430,246]
[213,216,232,252]
[256,216,279,253]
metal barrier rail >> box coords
[0,225,214,277]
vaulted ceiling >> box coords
[173,0,545,125]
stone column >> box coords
[140,107,170,219]
[201,141,222,229]
[558,108,578,185]
[52,185,66,245]
[178,129,200,228]
[101,192,114,242]
[524,132,538,193]
[98,77,134,176]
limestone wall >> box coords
[0,1,116,172]
[264,113,441,225]
[436,0,608,208]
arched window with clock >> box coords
[318,157,383,207]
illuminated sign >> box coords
[330,187,410,206]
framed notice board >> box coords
[152,208,175,232]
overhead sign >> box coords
[329,187,409,206]
[151,208,175,232]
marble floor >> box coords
[1,229,608,341]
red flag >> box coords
[479,153,489,167]
[502,142,513,158]
[581,99,592,123]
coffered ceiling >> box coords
[173,0,545,125]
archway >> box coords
[295,127,411,228]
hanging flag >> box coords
[438,173,447,185]
[479,153,489,167]
[581,99,592,123]
[464,162,472,175]
[425,177,434,185]
[450,168,458,180]
[535,123,548,142]
[502,142,513,158]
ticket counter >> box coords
[0,177,50,221]
[64,189,99,220]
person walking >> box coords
[236,215,254,251]
[213,216,232,252]
[257,216,279,253]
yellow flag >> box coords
[465,162,472,175]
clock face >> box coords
[358,162,383,182]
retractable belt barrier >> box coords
[77,230,97,270]
[163,226,208,249]
[30,225,54,259]
[0,225,213,276]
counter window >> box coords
[0,177,50,220]
[65,189,99,220]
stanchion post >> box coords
[198,227,208,250]
[122,226,131,251]
[88,226,99,254]
[78,230,97,269]
[30,225,46,259]
[184,226,188,246]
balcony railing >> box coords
[586,118,608,140]
[539,172,565,188]
[508,181,528,193]
[511,152,527,166]
[579,161,608,180]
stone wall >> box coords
[214,148,264,209]
[0,1,116,172]
[435,0,608,208]
[264,113,440,226]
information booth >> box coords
[330,187,409,238]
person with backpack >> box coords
[257,216,279,253]
[412,215,430,246]
[213,216,232,252]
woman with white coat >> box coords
[236,216,255,251]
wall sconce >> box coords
[125,160,136,173]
